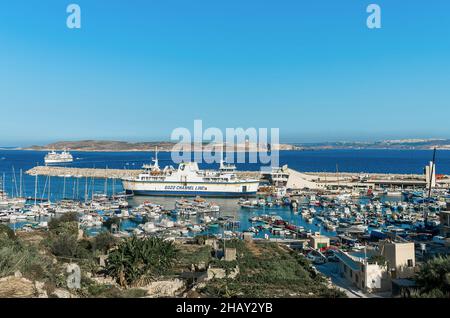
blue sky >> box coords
[1,0,449,146]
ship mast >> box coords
[34,171,38,206]
[153,146,159,170]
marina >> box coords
[0,149,446,242]
[0,148,449,298]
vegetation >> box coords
[0,233,54,282]
[177,245,212,270]
[0,224,16,240]
[48,212,78,231]
[45,213,82,258]
[92,231,117,254]
[1,217,344,298]
[103,216,121,231]
[106,236,178,288]
[368,255,387,266]
[200,240,346,298]
[85,283,148,298]
[413,255,450,298]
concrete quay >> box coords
[26,166,261,180]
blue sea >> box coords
[0,149,449,201]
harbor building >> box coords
[309,234,330,250]
[335,240,416,293]
[425,161,436,189]
[378,240,416,279]
[335,250,390,293]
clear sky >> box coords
[1,0,449,146]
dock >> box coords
[25,166,261,180]
[25,166,450,190]
[26,166,142,179]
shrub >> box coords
[48,212,79,231]
[103,217,121,231]
[414,255,450,298]
[106,236,178,288]
[0,224,15,240]
[47,232,78,258]
[0,236,52,279]
[92,232,117,253]
[46,217,82,258]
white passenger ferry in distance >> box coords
[121,150,259,197]
[44,149,73,164]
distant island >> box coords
[18,138,450,152]
[20,140,299,152]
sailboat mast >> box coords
[48,175,51,203]
[12,166,18,198]
[34,173,38,206]
[112,178,115,196]
[104,166,108,196]
[2,172,5,198]
[63,176,66,200]
[19,169,23,198]
[2,172,6,197]
[84,176,88,203]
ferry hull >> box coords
[126,190,257,197]
[122,180,259,198]
[45,160,73,164]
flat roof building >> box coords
[378,240,416,279]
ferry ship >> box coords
[44,149,73,164]
[121,151,259,197]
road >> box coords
[314,262,369,298]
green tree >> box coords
[48,212,79,231]
[45,218,80,258]
[92,231,117,254]
[415,255,450,298]
[106,236,178,288]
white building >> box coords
[335,250,389,293]
[425,161,436,189]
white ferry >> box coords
[121,150,259,197]
[44,149,73,164]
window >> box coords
[407,259,413,267]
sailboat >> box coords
[0,171,26,206]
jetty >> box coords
[26,166,261,180]
[25,165,450,190]
[26,166,142,179]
